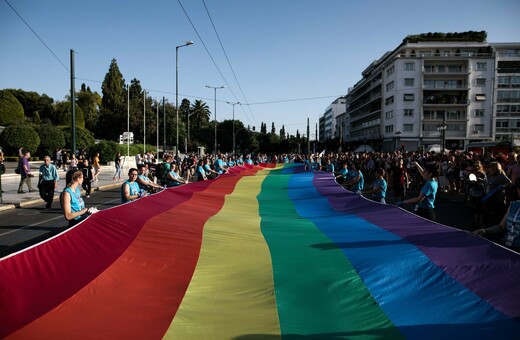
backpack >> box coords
[15,159,22,174]
[156,162,169,186]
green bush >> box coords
[62,126,95,152]
[0,90,25,125]
[89,140,118,164]
[37,124,65,157]
[116,143,157,157]
[0,124,40,155]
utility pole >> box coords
[307,118,311,155]
[70,49,76,155]
[163,96,166,158]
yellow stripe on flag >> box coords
[165,168,281,339]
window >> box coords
[386,81,395,91]
[404,109,414,116]
[404,62,415,71]
[385,110,394,119]
[476,78,486,86]
[474,124,485,132]
[386,65,395,77]
[476,62,487,71]
[403,124,413,132]
[385,125,394,133]
[385,96,394,105]
[404,93,414,101]
[404,78,414,86]
[442,50,450,57]
[496,120,508,128]
[475,109,485,117]
[475,94,486,101]
[420,51,432,57]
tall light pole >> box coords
[227,101,240,155]
[176,40,194,155]
[206,85,225,154]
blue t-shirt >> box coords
[326,164,335,173]
[419,179,438,209]
[121,180,140,203]
[64,187,85,220]
[372,178,387,199]
[350,170,364,193]
[214,159,225,173]
[338,168,348,178]
[505,200,520,247]
[167,170,182,187]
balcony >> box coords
[496,127,520,133]
[423,66,470,75]
[423,83,468,90]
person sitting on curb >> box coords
[136,164,163,192]
[38,156,60,209]
[166,163,187,187]
[121,168,147,204]
[61,170,98,227]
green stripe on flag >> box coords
[258,167,403,339]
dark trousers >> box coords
[39,180,55,208]
[417,207,436,222]
[82,180,92,196]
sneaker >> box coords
[17,191,25,194]
[29,189,37,192]
[86,195,90,198]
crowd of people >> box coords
[302,149,520,251]
[5,145,519,252]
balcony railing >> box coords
[423,84,468,90]
[423,67,469,74]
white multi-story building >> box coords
[334,33,519,152]
[493,43,520,143]
[319,96,347,142]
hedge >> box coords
[0,124,40,155]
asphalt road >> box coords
[0,185,475,259]
[0,187,122,258]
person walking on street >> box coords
[92,152,101,181]
[17,150,35,193]
[81,159,94,198]
[38,156,59,209]
[113,152,122,181]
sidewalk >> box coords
[0,162,124,211]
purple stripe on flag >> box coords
[313,171,520,319]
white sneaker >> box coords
[86,195,90,198]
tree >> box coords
[53,100,85,128]
[97,58,126,140]
[0,123,40,155]
[62,126,95,152]
[296,129,301,139]
[190,99,210,130]
[260,122,267,134]
[7,89,54,123]
[76,83,101,131]
[0,90,24,125]
[271,122,276,134]
[280,125,286,140]
[36,124,65,157]
[258,132,280,154]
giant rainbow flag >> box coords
[1,163,519,339]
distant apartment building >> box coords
[318,97,346,143]
[320,32,520,151]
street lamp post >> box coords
[176,41,194,155]
[227,101,240,155]
[437,110,447,153]
[206,85,225,154]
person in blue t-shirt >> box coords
[345,163,364,193]
[166,163,187,187]
[61,170,98,226]
[362,168,387,204]
[122,168,147,203]
[397,162,439,221]
[325,159,335,173]
[335,163,349,185]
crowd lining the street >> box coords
[2,145,519,252]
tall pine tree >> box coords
[98,59,126,140]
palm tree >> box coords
[190,100,211,130]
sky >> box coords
[1,0,520,137]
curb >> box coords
[1,182,122,211]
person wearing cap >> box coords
[473,177,520,251]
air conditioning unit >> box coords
[473,130,480,134]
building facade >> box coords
[320,35,520,152]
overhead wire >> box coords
[201,0,256,124]
[3,0,69,73]
[176,0,251,123]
